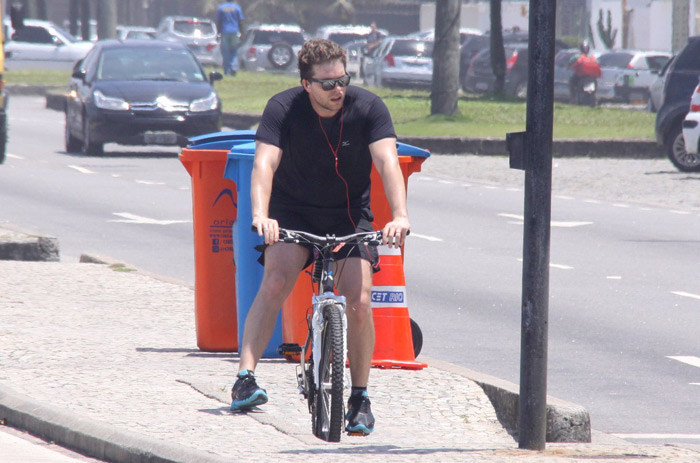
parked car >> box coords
[682,83,700,157]
[459,32,568,93]
[344,38,366,78]
[647,55,674,113]
[656,37,700,172]
[409,27,483,45]
[65,40,222,156]
[117,25,157,41]
[361,37,434,88]
[156,16,221,67]
[553,48,581,101]
[314,24,386,46]
[4,19,93,70]
[237,24,305,73]
[462,43,529,98]
[596,50,671,103]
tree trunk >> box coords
[80,0,91,41]
[97,0,117,40]
[68,0,80,37]
[430,0,461,115]
[490,0,506,95]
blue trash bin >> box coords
[223,142,284,358]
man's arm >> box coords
[369,137,409,248]
[251,141,283,244]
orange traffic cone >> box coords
[370,244,427,370]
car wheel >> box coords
[65,116,82,153]
[666,124,700,172]
[82,118,103,156]
[267,42,293,69]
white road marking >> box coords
[462,183,473,187]
[505,187,521,192]
[410,233,443,242]
[555,195,574,200]
[498,213,592,228]
[583,199,600,204]
[135,180,166,185]
[438,180,454,185]
[417,176,434,181]
[484,186,499,190]
[517,258,573,270]
[68,165,95,174]
[670,210,691,215]
[612,203,630,208]
[606,276,622,280]
[671,291,700,301]
[108,212,190,225]
[667,356,700,369]
[613,433,700,440]
[691,383,700,387]
[7,153,23,159]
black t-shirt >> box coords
[255,85,396,210]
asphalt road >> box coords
[1,96,699,447]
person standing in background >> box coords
[216,1,244,76]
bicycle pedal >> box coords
[277,343,302,355]
[346,431,370,437]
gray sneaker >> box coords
[345,392,375,435]
[230,370,268,411]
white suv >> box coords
[682,83,700,157]
[237,24,305,73]
[156,16,221,67]
[4,19,93,70]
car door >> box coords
[6,25,61,68]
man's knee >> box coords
[346,292,373,322]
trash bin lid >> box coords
[188,130,256,150]
[397,142,430,158]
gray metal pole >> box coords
[519,0,557,450]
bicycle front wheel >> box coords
[312,302,345,442]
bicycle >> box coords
[276,227,383,442]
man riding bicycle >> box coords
[230,38,410,436]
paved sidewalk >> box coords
[0,256,698,462]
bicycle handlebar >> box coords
[278,228,383,247]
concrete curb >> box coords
[37,89,662,158]
[0,385,232,463]
[0,228,59,262]
[424,357,591,443]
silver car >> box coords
[362,37,434,88]
[156,16,221,67]
[237,24,305,73]
[597,50,671,103]
[4,19,93,70]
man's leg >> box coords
[336,257,375,435]
[231,242,308,411]
[220,34,232,75]
[238,242,309,372]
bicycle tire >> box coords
[312,302,345,442]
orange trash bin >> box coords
[281,143,430,368]
[179,130,257,352]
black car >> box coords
[65,40,222,155]
[462,43,530,98]
[655,36,700,172]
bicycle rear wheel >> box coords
[312,302,345,442]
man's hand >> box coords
[382,216,410,248]
[253,216,280,245]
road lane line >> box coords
[606,276,622,280]
[108,212,190,225]
[517,258,573,270]
[410,233,443,242]
[670,210,691,215]
[671,291,700,301]
[498,213,592,228]
[667,356,700,369]
[438,180,454,185]
[613,433,700,440]
[68,165,95,174]
[7,153,23,159]
[135,180,166,185]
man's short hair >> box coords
[298,38,347,81]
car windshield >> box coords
[598,52,633,68]
[97,48,206,82]
[390,40,433,57]
[252,30,304,45]
[173,20,215,37]
[327,32,367,46]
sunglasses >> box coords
[307,74,351,91]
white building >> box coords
[420,0,700,53]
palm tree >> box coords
[490,0,506,95]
